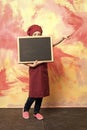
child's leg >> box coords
[24,97,35,111]
[34,98,43,114]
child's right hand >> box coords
[26,60,44,67]
[29,60,38,67]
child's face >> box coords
[32,31,42,36]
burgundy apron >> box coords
[29,63,49,97]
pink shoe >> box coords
[33,113,44,120]
[22,111,29,119]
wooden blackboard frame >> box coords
[17,36,53,63]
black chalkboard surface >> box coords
[17,36,53,63]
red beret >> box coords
[27,24,43,36]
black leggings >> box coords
[24,97,43,114]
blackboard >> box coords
[17,36,53,63]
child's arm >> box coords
[53,35,72,47]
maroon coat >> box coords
[29,63,49,98]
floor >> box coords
[0,108,87,130]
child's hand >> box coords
[32,60,38,67]
[63,34,73,39]
[26,60,37,67]
[28,60,44,67]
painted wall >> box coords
[0,0,87,108]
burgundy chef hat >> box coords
[27,24,43,36]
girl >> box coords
[22,24,69,120]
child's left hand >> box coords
[63,34,72,39]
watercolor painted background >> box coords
[0,0,87,108]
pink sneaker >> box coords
[33,113,44,120]
[22,111,29,119]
